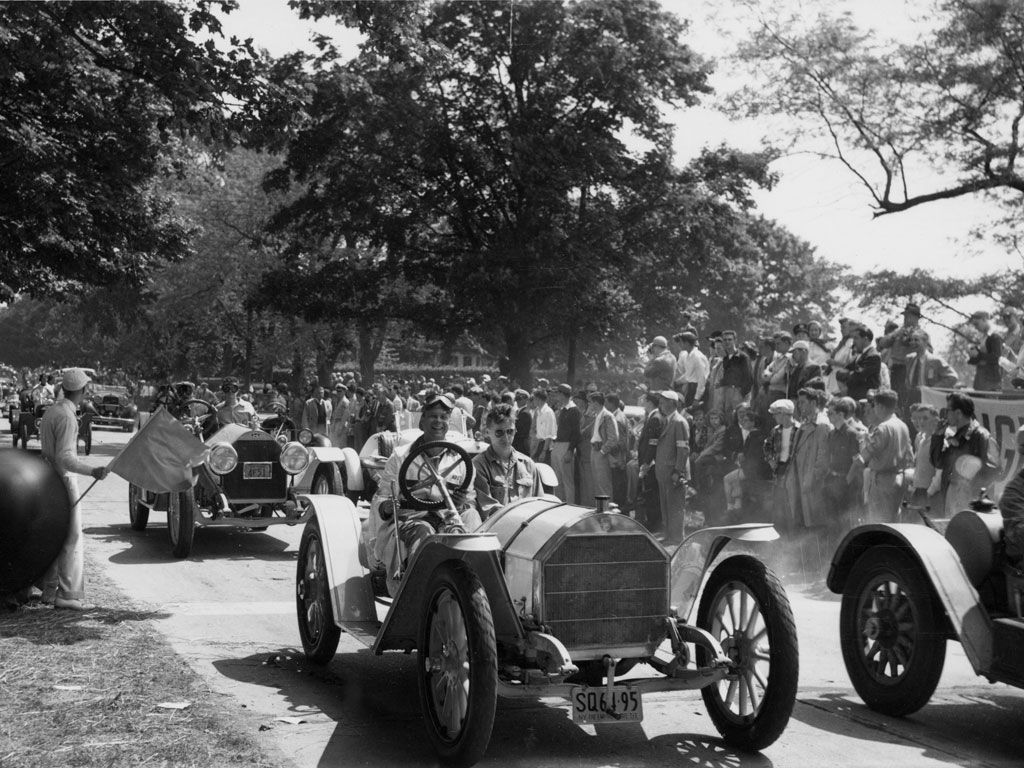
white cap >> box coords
[62,368,91,392]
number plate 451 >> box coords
[570,685,643,724]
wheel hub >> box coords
[863,610,899,648]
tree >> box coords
[0,1,261,299]
[730,0,1024,218]
[262,0,725,384]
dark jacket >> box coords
[725,423,769,483]
[786,363,823,400]
[968,333,1003,391]
[637,409,666,466]
[844,346,882,400]
[513,408,532,454]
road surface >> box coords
[31,426,1024,767]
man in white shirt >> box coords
[673,331,709,407]
[215,377,258,430]
[31,373,54,408]
[531,388,557,463]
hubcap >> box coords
[856,575,916,683]
[426,589,470,740]
[708,581,770,723]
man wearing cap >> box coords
[653,390,690,540]
[930,391,1001,515]
[215,377,258,430]
[968,310,1004,391]
[550,383,581,502]
[673,331,709,407]
[38,368,110,610]
[785,341,822,400]
[839,326,881,400]
[369,394,478,595]
[644,336,676,392]
[878,303,922,405]
[854,389,913,523]
[511,389,532,454]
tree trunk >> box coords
[501,327,532,387]
[357,318,387,383]
[243,307,255,387]
[566,327,577,385]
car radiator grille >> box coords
[542,534,668,650]
[221,435,286,500]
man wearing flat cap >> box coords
[550,383,581,502]
[968,310,1004,391]
[370,394,477,596]
[854,388,912,523]
[644,336,676,392]
[38,368,110,610]
[654,390,690,541]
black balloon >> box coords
[0,449,71,593]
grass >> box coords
[0,562,281,768]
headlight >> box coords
[208,443,238,475]
[280,441,310,474]
[297,428,313,445]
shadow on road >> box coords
[794,690,1024,767]
[83,523,298,565]
[212,646,773,768]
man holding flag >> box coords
[38,368,110,610]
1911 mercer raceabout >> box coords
[294,439,799,767]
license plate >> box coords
[242,462,272,480]
[569,686,643,724]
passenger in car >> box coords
[472,403,544,521]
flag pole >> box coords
[73,478,99,508]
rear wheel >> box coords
[697,555,799,752]
[128,483,150,531]
[296,517,341,664]
[417,562,497,767]
[840,547,946,716]
[18,423,28,449]
[311,464,342,495]
[80,424,91,455]
[167,490,196,558]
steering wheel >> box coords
[398,440,473,512]
[261,412,296,442]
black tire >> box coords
[311,464,343,496]
[81,425,91,456]
[167,490,196,558]
[18,422,28,450]
[696,555,799,752]
[840,547,946,716]
[128,483,150,531]
[417,561,497,767]
[296,517,342,664]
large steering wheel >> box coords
[398,440,473,512]
[261,412,296,442]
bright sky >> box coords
[218,0,1016,308]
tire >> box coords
[840,547,946,716]
[295,518,341,664]
[80,425,92,455]
[128,483,150,531]
[417,561,497,767]
[18,423,28,450]
[696,555,799,752]
[311,464,343,495]
[167,490,196,558]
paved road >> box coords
[30,426,1024,767]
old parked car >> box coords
[829,498,1024,716]
[128,401,349,558]
[14,395,92,455]
[295,439,799,766]
[88,384,138,432]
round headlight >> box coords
[280,441,310,475]
[298,428,313,446]
[208,443,238,475]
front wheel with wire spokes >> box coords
[840,547,945,716]
[696,555,798,752]
[417,561,496,767]
[296,517,341,664]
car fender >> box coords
[293,446,348,493]
[671,523,779,622]
[827,523,993,675]
[307,445,345,465]
[534,462,558,488]
[340,447,363,491]
[299,493,376,625]
[372,534,524,654]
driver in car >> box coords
[369,394,478,595]
[214,377,258,430]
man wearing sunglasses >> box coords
[472,403,544,521]
[214,376,258,430]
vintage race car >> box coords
[14,397,92,455]
[128,402,346,559]
[88,384,138,432]
[295,439,799,766]
[829,498,1024,716]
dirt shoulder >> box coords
[0,555,287,768]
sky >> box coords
[217,0,1016,329]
